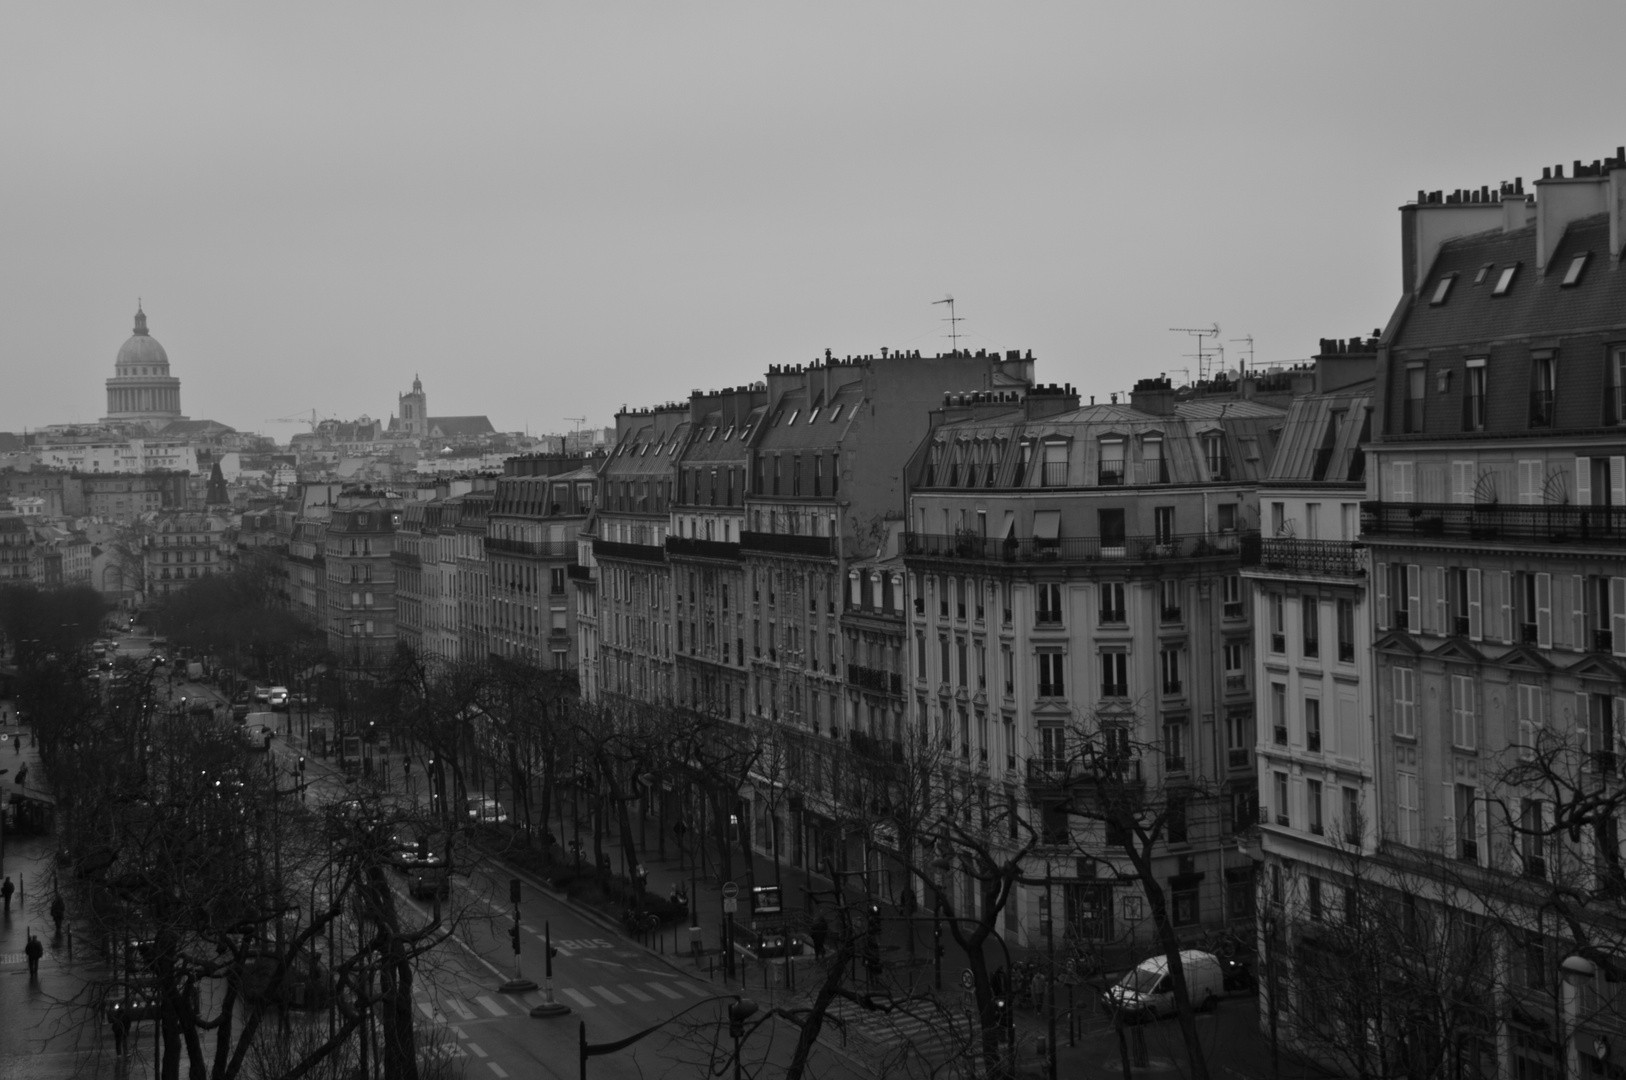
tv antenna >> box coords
[1230,335,1255,379]
[933,295,963,353]
[1169,323,1220,381]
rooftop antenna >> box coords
[1170,323,1220,381]
[1230,335,1255,379]
[933,295,963,353]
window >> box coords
[1562,252,1589,287]
[1404,365,1426,433]
[1098,438,1124,485]
[1608,347,1626,426]
[1307,779,1324,836]
[1301,597,1319,658]
[1397,770,1419,846]
[1036,582,1062,625]
[1039,725,1066,771]
[1098,508,1126,553]
[1336,598,1355,662]
[1271,683,1287,745]
[1450,675,1476,751]
[1393,667,1416,737]
[1160,648,1182,695]
[1530,352,1556,427]
[1100,651,1128,698]
[1038,652,1066,698]
[1203,433,1230,480]
[1274,771,1290,827]
[1223,642,1245,690]
[1588,693,1618,775]
[1160,578,1181,621]
[1149,507,1175,548]
[1268,594,1285,653]
[1456,784,1479,862]
[1041,440,1068,486]
[1463,358,1487,431]
[1492,263,1519,296]
[1342,787,1361,844]
[1143,436,1168,483]
[1167,791,1188,842]
[1520,799,1548,878]
[1001,644,1013,695]
[1099,582,1125,624]
[1430,274,1454,305]
[1225,710,1251,768]
[1222,575,1243,619]
[1518,684,1541,760]
[1164,721,1187,773]
[1305,698,1321,753]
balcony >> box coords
[1596,629,1615,653]
[665,535,741,561]
[485,536,578,558]
[593,538,668,564]
[1162,679,1183,696]
[1250,538,1363,578]
[1223,601,1244,619]
[566,563,594,582]
[1227,747,1249,769]
[1362,501,1626,548]
[847,663,904,697]
[741,531,835,558]
[903,529,1259,565]
[1160,606,1182,623]
[1225,674,1247,692]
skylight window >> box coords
[723,425,734,440]
[1430,275,1455,305]
[1562,252,1590,287]
[1492,264,1519,296]
[829,406,843,422]
[788,410,799,425]
[808,407,820,422]
[1474,264,1492,285]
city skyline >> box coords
[2,3,1622,436]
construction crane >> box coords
[565,416,588,433]
[263,409,329,432]
[1169,323,1220,382]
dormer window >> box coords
[1562,252,1591,288]
[1430,275,1455,305]
[1493,264,1520,296]
[1097,437,1125,486]
[1474,264,1493,285]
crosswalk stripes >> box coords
[560,988,597,1009]
[648,982,683,999]
[416,978,718,1020]
[590,986,626,1005]
[446,998,476,1021]
[617,983,654,1002]
[476,996,507,1018]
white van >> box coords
[1101,950,1224,1019]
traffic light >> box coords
[297,755,306,772]
[993,998,1011,1037]
[510,878,522,905]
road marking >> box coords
[675,981,706,996]
[417,1002,435,1020]
[447,999,476,1021]
[635,967,671,977]
[476,996,507,1017]
[488,1064,509,1078]
[561,988,597,1008]
[467,1043,488,1058]
[617,983,654,1002]
[453,1025,467,1040]
[590,986,625,1005]
[648,982,683,1000]
[585,958,620,968]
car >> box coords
[408,854,451,900]
[464,797,507,825]
[268,686,290,710]
[387,831,426,871]
[252,686,272,703]
[1101,950,1225,1020]
[240,724,274,753]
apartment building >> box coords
[324,493,402,668]
[1242,342,1378,976]
[1350,152,1626,1080]
[594,404,688,704]
[145,512,229,598]
[452,488,494,663]
[486,454,597,670]
[902,373,1284,948]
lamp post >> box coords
[1562,954,1597,1080]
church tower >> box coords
[398,375,428,437]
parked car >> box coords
[240,724,275,753]
[464,797,507,825]
[268,686,289,710]
[1101,950,1225,1020]
[408,854,450,900]
[252,686,272,703]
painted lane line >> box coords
[584,958,620,968]
[476,996,507,1018]
[561,988,597,1009]
[635,967,672,978]
[488,1064,509,1078]
[447,999,476,1021]
[590,986,625,1005]
[617,983,654,1002]
[467,1043,488,1059]
[648,982,683,1000]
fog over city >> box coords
[2,3,1621,435]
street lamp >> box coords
[1562,954,1598,1080]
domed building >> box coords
[101,304,187,430]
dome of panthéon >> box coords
[115,306,170,372]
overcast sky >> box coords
[4,3,1623,438]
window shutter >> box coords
[1376,562,1390,631]
[1442,781,1456,841]
[1613,457,1626,507]
[1536,572,1552,648]
[1616,698,1626,762]
[1433,566,1448,635]
[1583,692,1595,755]
[1577,456,1593,506]
[1406,565,1421,631]
[1518,460,1540,505]
[1613,577,1626,658]
[1467,568,1483,641]
[1475,797,1489,868]
[1502,571,1515,644]
[1573,575,1587,652]
[1453,461,1473,503]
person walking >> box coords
[24,931,43,977]
[51,894,65,937]
[2,876,14,913]
[109,1006,129,1057]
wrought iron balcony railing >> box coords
[485,536,578,558]
[904,529,1259,565]
[739,531,835,558]
[1251,538,1363,577]
[1362,501,1626,547]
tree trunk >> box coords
[784,932,858,1080]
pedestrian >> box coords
[2,876,14,913]
[51,894,65,936]
[109,1006,129,1057]
[15,763,27,787]
[24,931,43,976]
[810,915,829,959]
[11,734,17,756]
